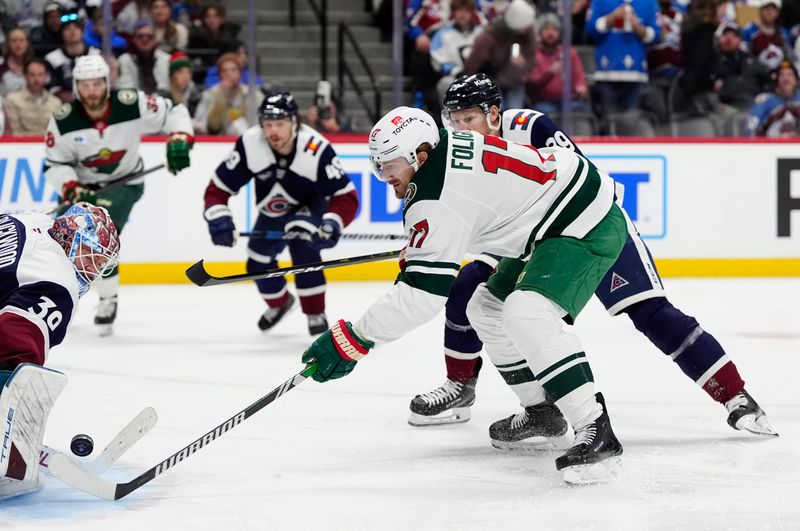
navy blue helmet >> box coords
[442,73,502,114]
[258,91,299,121]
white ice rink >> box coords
[2,278,798,530]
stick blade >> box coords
[185,260,214,286]
[48,453,118,500]
[88,407,158,474]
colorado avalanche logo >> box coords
[259,182,298,217]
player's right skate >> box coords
[555,392,623,485]
[408,377,477,426]
[94,295,117,337]
[489,400,570,450]
[725,389,778,437]
[258,293,296,331]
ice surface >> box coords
[2,278,798,530]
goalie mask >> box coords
[368,106,439,181]
[50,202,120,295]
[72,53,111,102]
[441,73,502,132]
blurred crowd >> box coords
[389,0,800,137]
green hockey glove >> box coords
[166,132,194,175]
[62,180,97,204]
[301,320,374,383]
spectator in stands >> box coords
[714,21,771,110]
[117,19,170,93]
[405,0,451,112]
[526,13,590,114]
[0,29,33,97]
[4,58,62,136]
[45,11,92,102]
[113,0,150,36]
[29,2,64,56]
[193,52,262,136]
[464,0,537,109]
[642,0,683,121]
[188,2,241,73]
[673,0,722,116]
[430,0,484,102]
[305,96,349,133]
[747,59,800,136]
[6,0,50,31]
[83,10,129,56]
[585,0,659,115]
[150,0,188,53]
[203,39,263,89]
[165,51,200,116]
[742,0,792,71]
[172,0,203,28]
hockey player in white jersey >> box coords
[300,107,628,483]
[0,203,120,499]
[407,73,776,442]
[44,54,194,336]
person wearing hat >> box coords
[44,10,94,101]
[29,1,65,56]
[464,0,537,109]
[193,52,263,135]
[430,0,485,103]
[747,59,800,137]
[742,0,792,71]
[526,12,590,114]
[117,19,171,94]
[714,21,771,110]
[585,0,659,116]
[166,51,200,116]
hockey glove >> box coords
[283,215,318,243]
[62,180,97,205]
[301,320,374,383]
[204,204,237,247]
[312,217,342,250]
[166,132,194,175]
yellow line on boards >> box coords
[117,258,800,284]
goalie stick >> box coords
[40,407,158,477]
[47,364,317,500]
[45,163,167,216]
[238,230,407,241]
[185,249,402,286]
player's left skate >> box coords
[95,295,117,337]
[307,313,328,335]
[725,389,778,437]
[489,400,570,451]
[408,377,477,426]
[555,392,623,485]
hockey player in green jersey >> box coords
[301,106,628,483]
[44,54,194,336]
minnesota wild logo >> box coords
[81,148,126,174]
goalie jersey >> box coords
[43,89,193,190]
[0,213,80,367]
[354,129,615,346]
[207,124,358,226]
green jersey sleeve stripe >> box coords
[397,270,454,297]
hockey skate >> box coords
[307,313,328,335]
[489,401,570,451]
[725,389,778,437]
[408,377,477,426]
[258,293,296,331]
[94,295,117,337]
[555,393,623,485]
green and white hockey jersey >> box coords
[44,89,193,190]
[353,129,615,346]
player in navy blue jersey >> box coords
[408,73,777,443]
[203,91,359,335]
[0,203,119,500]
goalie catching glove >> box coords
[301,319,374,382]
[166,132,194,175]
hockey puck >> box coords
[70,434,94,457]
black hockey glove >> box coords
[204,205,236,247]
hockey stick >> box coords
[47,364,317,500]
[238,230,407,241]
[41,407,158,477]
[45,163,167,216]
[185,249,401,287]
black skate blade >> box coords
[408,408,471,427]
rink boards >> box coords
[0,136,797,282]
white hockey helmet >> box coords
[368,106,439,180]
[72,53,111,100]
